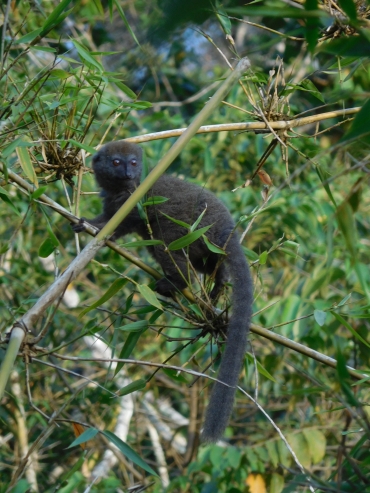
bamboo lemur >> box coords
[73,141,253,443]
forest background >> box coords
[0,0,370,492]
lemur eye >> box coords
[112,159,120,166]
[131,159,137,166]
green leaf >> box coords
[30,46,56,53]
[190,208,208,232]
[298,79,324,102]
[259,251,268,265]
[215,2,232,36]
[112,0,141,47]
[41,0,73,34]
[114,81,137,99]
[266,441,279,468]
[138,285,163,310]
[315,165,337,207]
[122,239,164,248]
[116,320,149,332]
[270,473,284,493]
[31,186,47,200]
[302,429,326,464]
[102,430,157,475]
[72,40,103,72]
[15,28,43,44]
[162,368,188,383]
[202,235,226,255]
[115,327,147,374]
[286,432,311,468]
[314,310,327,327]
[318,35,370,57]
[79,278,128,317]
[160,211,190,229]
[225,447,241,469]
[168,225,212,250]
[341,99,370,144]
[67,427,99,448]
[245,353,276,382]
[48,69,72,81]
[16,147,38,187]
[336,201,357,259]
[188,303,203,317]
[116,379,147,396]
[209,446,224,468]
[337,0,357,20]
[337,293,352,307]
[305,0,320,52]
[0,187,20,215]
[38,238,57,258]
[42,214,59,248]
[335,345,359,406]
[332,312,370,348]
[119,101,152,110]
[142,196,169,206]
[67,139,97,155]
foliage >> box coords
[1,0,370,492]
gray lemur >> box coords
[73,141,253,443]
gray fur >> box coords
[73,141,253,442]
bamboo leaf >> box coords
[102,430,157,475]
[0,187,20,215]
[116,320,149,332]
[67,427,99,448]
[246,353,276,382]
[116,379,147,396]
[38,238,57,258]
[115,328,147,375]
[112,0,141,47]
[314,310,327,327]
[138,285,163,310]
[72,40,103,72]
[168,225,212,250]
[142,196,169,206]
[16,147,38,187]
[202,235,226,255]
[121,239,164,248]
[160,211,190,229]
[190,208,208,232]
[41,0,73,34]
[332,312,370,348]
[79,278,128,317]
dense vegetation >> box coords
[1,0,370,492]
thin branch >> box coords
[125,107,360,143]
